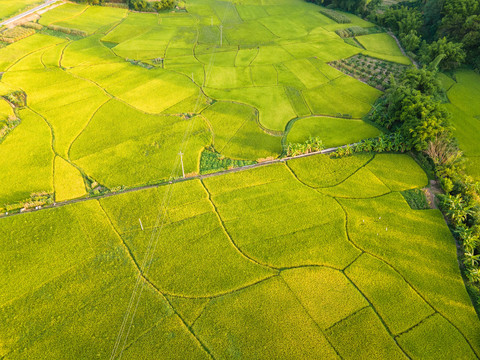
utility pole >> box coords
[179,152,185,178]
[219,25,223,47]
[139,218,144,231]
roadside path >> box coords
[387,31,419,68]
[0,144,348,219]
[0,0,61,27]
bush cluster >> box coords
[200,149,256,174]
[23,22,43,30]
[286,137,324,157]
[333,133,410,157]
[47,25,87,37]
[319,8,351,23]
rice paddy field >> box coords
[1,0,479,358]
[1,154,480,358]
[442,69,480,180]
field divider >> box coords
[200,179,280,271]
[279,276,344,359]
[334,198,480,356]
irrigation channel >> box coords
[0,144,350,219]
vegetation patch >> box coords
[199,149,256,174]
[330,54,408,90]
[401,188,430,210]
[0,26,36,44]
[318,8,352,23]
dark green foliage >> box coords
[129,0,175,11]
[419,37,466,70]
[318,8,352,23]
[401,188,430,210]
[377,6,422,35]
[370,67,451,151]
[286,137,324,156]
[199,149,256,174]
[3,91,26,108]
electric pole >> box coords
[179,152,185,178]
[220,25,223,47]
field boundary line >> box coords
[67,97,111,160]
[279,276,344,359]
[200,179,280,271]
[342,272,413,359]
[335,198,480,356]
[324,305,371,332]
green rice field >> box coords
[443,69,480,180]
[1,154,479,358]
[1,0,479,358]
[0,0,411,205]
[0,0,41,20]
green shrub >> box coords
[401,189,430,210]
[319,8,351,23]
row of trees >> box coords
[71,0,176,12]
[369,66,480,283]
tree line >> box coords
[70,0,176,12]
[308,0,480,72]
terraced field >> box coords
[1,0,479,358]
[442,69,480,180]
[1,154,479,358]
[0,0,414,207]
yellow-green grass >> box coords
[340,192,480,355]
[73,117,209,188]
[252,44,294,64]
[61,35,121,68]
[250,64,278,86]
[205,86,297,131]
[0,201,209,359]
[54,156,86,202]
[0,98,14,121]
[286,116,381,147]
[70,62,198,114]
[397,314,478,359]
[193,277,340,359]
[362,50,412,65]
[235,47,258,66]
[205,66,252,88]
[282,39,359,62]
[3,66,110,158]
[38,3,88,26]
[345,254,434,335]
[303,83,374,118]
[281,267,369,329]
[0,0,41,20]
[259,15,308,38]
[0,109,54,205]
[284,58,329,88]
[99,180,274,297]
[102,12,159,44]
[366,153,428,191]
[319,167,391,198]
[330,75,382,105]
[357,33,405,57]
[224,20,277,45]
[446,69,480,180]
[203,164,361,268]
[326,307,407,359]
[201,101,282,160]
[0,34,64,72]
[236,4,269,21]
[2,151,480,357]
[54,6,127,35]
[287,152,373,188]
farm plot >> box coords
[286,116,381,147]
[445,69,480,180]
[2,153,479,358]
